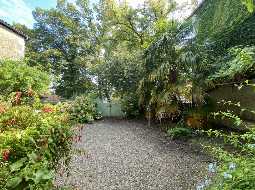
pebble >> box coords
[55,119,213,190]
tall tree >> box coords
[18,0,97,98]
[94,0,177,99]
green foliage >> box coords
[120,93,141,118]
[17,0,97,98]
[167,127,192,139]
[0,103,72,189]
[0,106,39,131]
[202,131,255,190]
[0,59,72,189]
[242,0,255,12]
[199,92,255,189]
[0,60,49,96]
[138,27,181,116]
[190,0,251,45]
[140,0,255,120]
[68,95,102,123]
[207,46,255,87]
[94,0,178,116]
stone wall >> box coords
[0,25,25,60]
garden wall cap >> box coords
[0,19,28,40]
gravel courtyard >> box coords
[55,119,213,190]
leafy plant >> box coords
[167,127,192,140]
[0,60,49,97]
[121,93,141,118]
[0,105,40,132]
[0,104,72,189]
[68,95,101,123]
[207,46,255,87]
[200,99,255,189]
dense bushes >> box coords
[0,60,50,97]
[68,95,102,123]
[195,92,255,189]
[0,60,72,189]
[121,93,141,118]
[139,1,255,188]
[202,126,255,190]
[0,104,72,189]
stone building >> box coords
[0,19,27,60]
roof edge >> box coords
[0,19,28,40]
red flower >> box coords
[42,107,54,113]
[14,91,22,105]
[2,149,10,161]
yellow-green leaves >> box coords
[242,0,255,13]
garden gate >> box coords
[96,99,125,117]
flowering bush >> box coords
[200,124,255,189]
[205,147,255,190]
[0,60,49,97]
[41,104,55,113]
[68,95,102,123]
[0,106,39,131]
[0,60,73,189]
[0,104,72,189]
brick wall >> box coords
[0,25,25,60]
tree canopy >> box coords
[14,0,255,116]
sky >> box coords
[0,0,57,27]
[0,0,198,28]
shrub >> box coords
[201,111,255,190]
[167,127,192,139]
[0,104,72,189]
[213,157,255,190]
[121,93,141,118]
[0,60,50,97]
[0,106,39,131]
[206,146,255,190]
[0,59,73,189]
[69,95,101,123]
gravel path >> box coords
[55,119,212,190]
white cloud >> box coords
[0,0,34,27]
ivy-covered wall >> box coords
[192,0,251,45]
[0,25,25,60]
